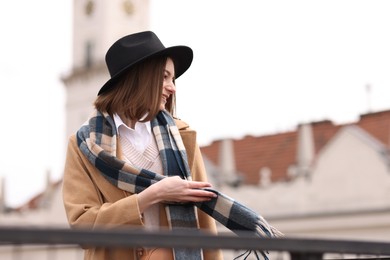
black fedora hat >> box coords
[98,31,193,95]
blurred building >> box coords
[203,110,390,242]
[62,0,150,140]
[2,109,390,258]
[0,0,149,259]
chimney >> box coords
[259,167,271,187]
[218,139,240,187]
[39,169,53,209]
[296,123,315,177]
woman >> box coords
[62,31,223,259]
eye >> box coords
[163,72,175,84]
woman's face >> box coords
[160,58,176,110]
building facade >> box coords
[201,110,390,244]
[62,0,150,139]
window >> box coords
[85,41,94,68]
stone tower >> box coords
[62,0,150,139]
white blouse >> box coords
[114,114,163,230]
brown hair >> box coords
[94,56,175,122]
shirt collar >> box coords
[113,113,151,134]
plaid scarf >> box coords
[77,110,282,260]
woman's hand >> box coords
[137,176,217,213]
[154,176,217,203]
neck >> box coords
[119,114,136,129]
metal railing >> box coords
[0,226,390,259]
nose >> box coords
[165,81,176,94]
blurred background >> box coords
[1,0,390,258]
[1,0,390,208]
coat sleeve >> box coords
[62,135,144,229]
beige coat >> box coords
[62,119,223,260]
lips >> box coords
[162,94,169,102]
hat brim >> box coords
[97,46,193,95]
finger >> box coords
[187,181,212,189]
[189,189,217,198]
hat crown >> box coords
[98,31,193,95]
[105,31,165,77]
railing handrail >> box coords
[0,226,389,257]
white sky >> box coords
[1,0,390,207]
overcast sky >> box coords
[1,0,390,207]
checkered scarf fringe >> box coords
[77,110,283,260]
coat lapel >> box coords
[174,118,197,171]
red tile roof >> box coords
[200,109,390,185]
[358,110,390,147]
